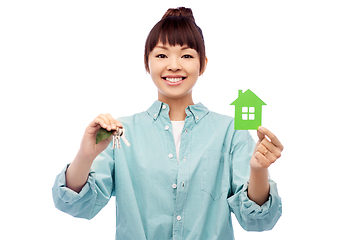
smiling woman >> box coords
[52,6,283,240]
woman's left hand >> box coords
[250,126,284,170]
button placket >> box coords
[172,119,190,237]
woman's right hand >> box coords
[66,114,122,193]
[78,113,123,160]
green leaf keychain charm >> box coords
[96,128,113,144]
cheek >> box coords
[149,59,162,71]
[189,58,201,73]
[148,61,156,76]
[188,62,201,76]
[149,65,162,83]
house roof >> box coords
[230,89,266,106]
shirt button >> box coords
[172,184,177,189]
[165,126,169,130]
[162,105,167,109]
[177,215,181,221]
[183,157,186,162]
[154,114,157,118]
[168,153,173,159]
[196,116,199,120]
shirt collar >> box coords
[147,100,209,123]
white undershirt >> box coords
[171,121,185,162]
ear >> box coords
[199,57,208,76]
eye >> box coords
[156,54,167,58]
[182,54,194,59]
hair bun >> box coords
[161,7,195,22]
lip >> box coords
[162,75,187,86]
[163,79,185,86]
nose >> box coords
[167,58,182,72]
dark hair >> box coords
[144,7,206,73]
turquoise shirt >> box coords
[52,101,282,240]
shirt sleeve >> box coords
[227,130,282,232]
[52,145,115,220]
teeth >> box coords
[165,77,183,83]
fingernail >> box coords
[102,123,107,128]
[111,124,116,129]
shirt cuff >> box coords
[54,164,95,204]
[240,181,282,220]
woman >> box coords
[53,7,283,240]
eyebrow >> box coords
[154,45,168,50]
[154,45,191,50]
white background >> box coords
[1,0,349,239]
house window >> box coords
[242,107,255,120]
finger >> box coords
[114,120,123,130]
[106,117,124,133]
[257,143,278,164]
[92,117,106,129]
[95,114,111,130]
[257,144,269,156]
[261,139,282,160]
[105,113,118,130]
[89,118,104,129]
[256,144,273,162]
[103,114,123,130]
[255,152,271,168]
[257,128,265,142]
[258,126,284,150]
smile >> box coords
[161,76,186,86]
[162,77,187,83]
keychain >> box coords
[96,128,130,149]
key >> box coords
[112,133,116,148]
[112,130,121,149]
[116,132,121,149]
[119,129,131,147]
[112,128,130,149]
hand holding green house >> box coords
[230,89,266,130]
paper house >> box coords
[230,89,266,130]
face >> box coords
[148,42,206,102]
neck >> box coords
[158,91,194,121]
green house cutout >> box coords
[230,89,266,130]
